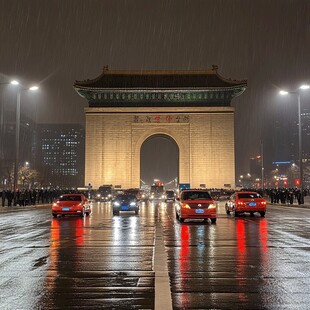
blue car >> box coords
[112,194,139,215]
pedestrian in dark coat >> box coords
[1,190,6,206]
[7,190,13,206]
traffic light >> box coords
[295,179,300,186]
[283,180,288,186]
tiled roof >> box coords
[74,65,247,89]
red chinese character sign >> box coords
[133,115,190,123]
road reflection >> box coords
[235,217,269,305]
[43,216,89,308]
[180,223,190,276]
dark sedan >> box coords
[112,194,139,215]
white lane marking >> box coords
[154,222,173,310]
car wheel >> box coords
[113,210,119,215]
[235,211,239,217]
[86,211,90,216]
[250,212,254,217]
[225,204,230,215]
[179,217,185,223]
[260,211,265,217]
[203,218,209,223]
[52,213,57,218]
[211,218,216,224]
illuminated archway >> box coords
[140,134,179,187]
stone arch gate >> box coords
[74,66,247,189]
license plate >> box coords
[121,206,129,211]
[249,202,256,207]
[62,208,70,211]
[195,209,204,213]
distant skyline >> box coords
[1,0,310,178]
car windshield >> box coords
[58,195,82,201]
[182,191,212,200]
[126,189,139,195]
[238,193,261,199]
[115,194,136,201]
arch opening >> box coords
[140,134,179,189]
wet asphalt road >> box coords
[1,201,310,309]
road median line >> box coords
[154,222,173,310]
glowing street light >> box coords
[10,80,19,85]
[279,90,289,95]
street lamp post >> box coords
[12,84,39,205]
[297,93,303,203]
[13,90,20,205]
[261,140,264,191]
[280,84,309,204]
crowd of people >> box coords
[0,188,83,207]
[0,187,309,207]
[210,187,308,205]
[265,188,308,205]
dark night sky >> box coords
[1,0,310,180]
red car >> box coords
[52,194,91,218]
[225,191,266,217]
[175,189,217,223]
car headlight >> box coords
[151,195,154,199]
[108,194,112,197]
[130,202,136,206]
[142,194,145,198]
[208,204,216,209]
[113,201,120,206]
[97,194,101,198]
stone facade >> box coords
[85,106,235,189]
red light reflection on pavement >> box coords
[75,218,84,246]
[179,224,190,303]
[259,219,268,252]
[236,219,247,303]
[51,218,60,245]
[235,218,270,304]
[236,219,246,254]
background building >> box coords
[35,124,85,188]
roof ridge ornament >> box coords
[103,65,109,73]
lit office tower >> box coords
[36,124,85,188]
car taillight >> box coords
[181,203,191,209]
[261,201,266,205]
[237,201,244,206]
[208,204,216,209]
